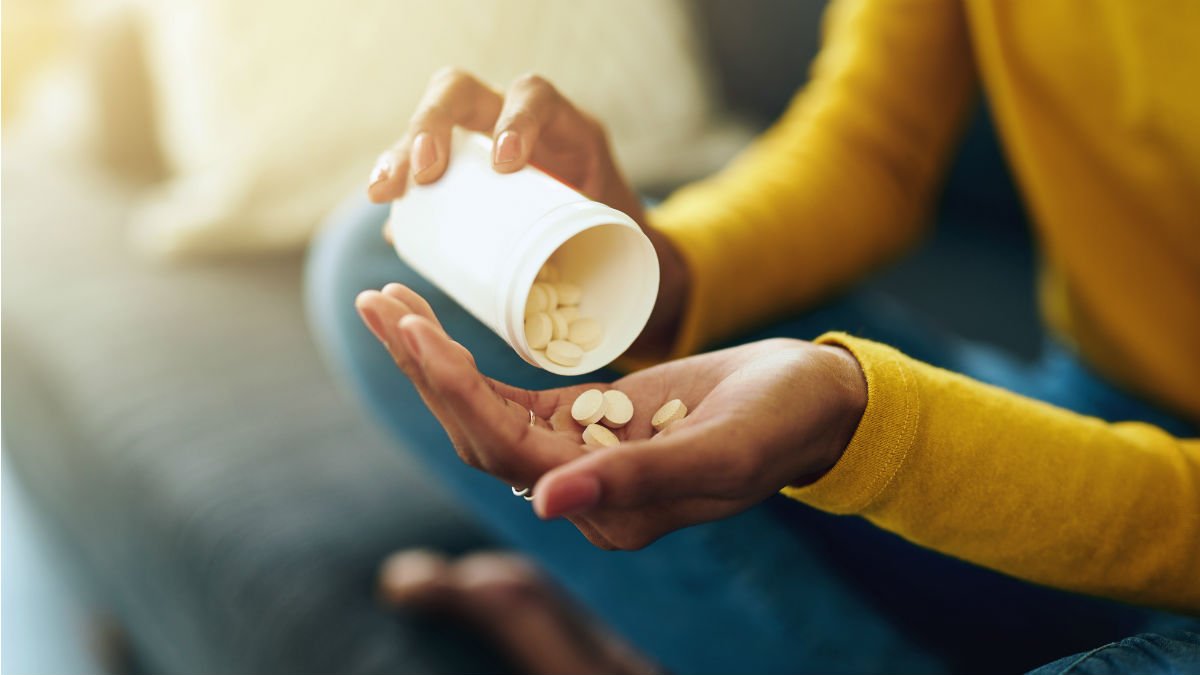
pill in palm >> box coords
[550,311,570,340]
[526,284,549,315]
[651,399,688,432]
[555,282,582,306]
[601,389,634,428]
[571,388,607,425]
[568,318,604,351]
[582,423,620,448]
[525,312,553,350]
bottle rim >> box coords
[497,200,659,375]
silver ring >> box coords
[512,412,535,501]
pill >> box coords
[550,311,570,340]
[526,284,549,315]
[571,389,607,425]
[524,312,552,350]
[536,262,560,282]
[601,389,634,428]
[557,305,580,323]
[535,282,558,311]
[568,318,604,351]
[651,399,688,432]
[582,423,620,448]
[546,340,583,367]
[555,282,582,306]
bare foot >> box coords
[380,550,661,675]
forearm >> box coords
[648,0,977,357]
[786,334,1200,613]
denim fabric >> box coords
[305,196,1198,675]
[1026,630,1200,675]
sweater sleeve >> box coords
[649,0,976,357]
[784,333,1200,614]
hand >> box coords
[356,284,868,551]
[368,68,643,220]
[368,67,690,358]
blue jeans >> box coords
[306,197,1198,675]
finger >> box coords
[581,499,747,551]
[400,314,581,485]
[355,290,475,455]
[362,286,471,374]
[380,283,446,333]
[374,284,580,425]
[380,283,477,367]
[565,515,620,551]
[367,148,411,202]
[532,422,759,519]
[491,73,573,173]
[367,69,501,201]
[355,290,424,372]
[409,68,503,185]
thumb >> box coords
[532,426,742,519]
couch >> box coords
[1,2,1036,672]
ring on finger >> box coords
[509,409,537,501]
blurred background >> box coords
[2,1,1036,673]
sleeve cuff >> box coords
[781,332,921,514]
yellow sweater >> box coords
[651,0,1200,612]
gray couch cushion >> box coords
[2,145,499,674]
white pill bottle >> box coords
[387,129,660,375]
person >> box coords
[306,1,1199,672]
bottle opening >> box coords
[520,222,659,375]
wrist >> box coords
[626,227,691,360]
[790,344,868,487]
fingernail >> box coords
[493,130,522,165]
[369,156,391,187]
[411,133,437,176]
[399,318,423,359]
[539,474,601,518]
[358,305,384,338]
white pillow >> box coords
[127,0,743,258]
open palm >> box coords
[356,283,865,550]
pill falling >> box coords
[601,389,634,429]
[582,423,620,448]
[651,399,688,432]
